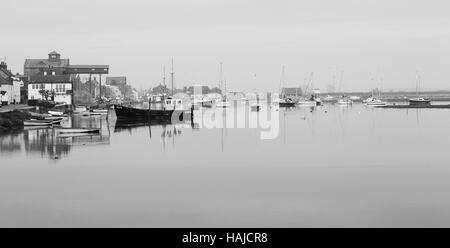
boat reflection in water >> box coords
[0,115,110,161]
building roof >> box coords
[0,67,14,85]
[24,58,70,68]
[29,75,71,83]
[67,65,109,69]
[49,51,60,55]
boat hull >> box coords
[57,128,100,134]
[279,102,296,107]
[114,104,186,122]
[24,119,61,126]
[409,99,431,106]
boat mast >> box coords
[415,70,420,97]
[163,66,166,87]
[224,76,227,99]
[171,58,174,96]
[220,62,223,94]
[339,71,344,96]
[279,65,285,98]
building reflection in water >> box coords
[0,115,110,160]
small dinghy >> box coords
[24,119,59,126]
[73,106,87,114]
[56,128,100,134]
[48,110,64,116]
[91,109,108,114]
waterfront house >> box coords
[24,51,109,105]
[0,62,22,105]
[27,75,73,105]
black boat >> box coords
[113,104,186,122]
[408,97,431,106]
[279,98,297,107]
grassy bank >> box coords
[0,110,31,132]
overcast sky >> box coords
[2,0,450,92]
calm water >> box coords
[1,103,450,227]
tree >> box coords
[38,89,51,101]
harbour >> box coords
[2,102,450,227]
[3,0,450,233]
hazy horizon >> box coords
[2,0,450,92]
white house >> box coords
[0,62,22,105]
[28,76,73,105]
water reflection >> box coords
[0,115,110,160]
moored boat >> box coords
[24,119,60,126]
[279,98,296,107]
[297,99,317,107]
[409,71,431,106]
[337,96,353,105]
[48,110,64,116]
[364,97,387,106]
[408,97,431,106]
[56,128,100,134]
[91,109,108,114]
[114,104,186,122]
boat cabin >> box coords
[164,98,184,110]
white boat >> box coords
[91,109,108,114]
[364,97,387,106]
[24,119,60,126]
[322,95,336,103]
[163,98,186,110]
[48,110,64,116]
[73,106,87,114]
[337,98,353,105]
[56,128,100,134]
[297,98,317,107]
[349,96,361,102]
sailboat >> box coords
[216,63,231,108]
[336,71,353,105]
[365,76,387,106]
[297,72,320,106]
[278,66,297,107]
[409,71,431,106]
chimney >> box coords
[0,61,7,70]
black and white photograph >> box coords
[1,0,450,234]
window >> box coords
[52,71,56,75]
[55,84,67,93]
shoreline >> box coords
[0,110,30,133]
